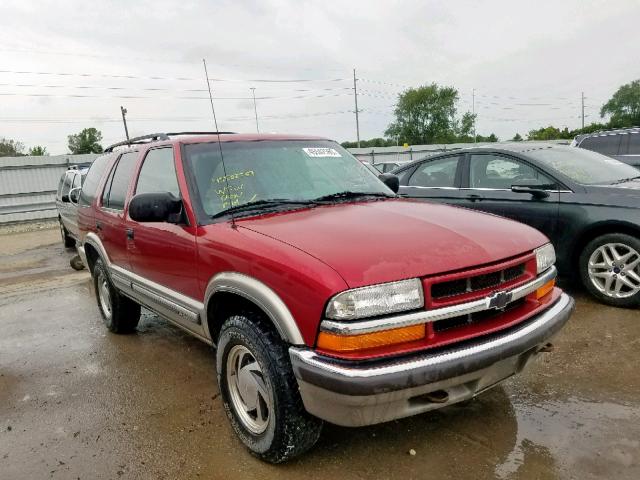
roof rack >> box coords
[104,131,236,153]
[104,133,169,153]
[165,131,235,137]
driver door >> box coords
[461,153,560,243]
[125,147,202,335]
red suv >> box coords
[77,132,574,462]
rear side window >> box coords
[580,135,621,156]
[80,155,114,207]
[470,154,554,189]
[103,152,139,210]
[135,148,180,196]
[628,132,640,154]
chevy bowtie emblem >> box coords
[487,290,512,310]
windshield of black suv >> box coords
[184,140,393,217]
[526,147,640,185]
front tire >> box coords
[93,258,141,333]
[216,313,323,463]
[579,233,640,307]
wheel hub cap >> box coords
[97,273,112,319]
[588,243,640,298]
[226,345,271,434]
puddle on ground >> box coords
[496,396,640,479]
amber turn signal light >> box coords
[317,324,426,352]
[535,279,555,299]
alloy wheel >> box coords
[226,344,272,434]
[588,242,640,298]
[97,272,113,319]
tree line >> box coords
[342,79,640,147]
[0,127,103,157]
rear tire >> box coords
[93,258,141,333]
[216,313,323,463]
[579,233,640,308]
[59,220,75,248]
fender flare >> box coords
[83,232,111,267]
[205,272,305,345]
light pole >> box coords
[250,87,259,133]
[353,68,360,147]
[120,106,130,143]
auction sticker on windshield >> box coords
[303,147,342,158]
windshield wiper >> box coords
[312,191,395,203]
[610,176,640,185]
[211,199,316,219]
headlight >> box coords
[325,278,424,320]
[535,243,556,274]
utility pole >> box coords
[120,106,130,143]
[353,68,361,148]
[472,88,476,143]
[581,91,585,129]
[250,87,259,133]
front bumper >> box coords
[289,292,574,427]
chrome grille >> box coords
[433,298,526,333]
[431,263,526,300]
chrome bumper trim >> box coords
[320,266,557,336]
[291,292,573,396]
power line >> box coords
[0,82,353,95]
[0,68,348,84]
[0,110,355,124]
[0,91,353,101]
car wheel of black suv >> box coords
[93,258,141,333]
[216,313,323,463]
[579,233,640,308]
[59,220,75,248]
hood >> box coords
[237,199,547,288]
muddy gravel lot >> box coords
[1,227,639,479]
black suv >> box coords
[573,127,640,169]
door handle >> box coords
[95,221,102,231]
[126,228,134,240]
[466,194,483,202]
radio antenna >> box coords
[202,58,236,229]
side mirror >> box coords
[69,187,81,204]
[511,185,550,199]
[129,192,182,223]
[379,173,400,194]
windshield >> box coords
[184,140,392,217]
[526,147,640,185]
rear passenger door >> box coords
[95,152,139,269]
[398,154,469,206]
[460,153,560,242]
[125,147,200,306]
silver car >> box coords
[56,166,88,247]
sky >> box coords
[1,0,639,154]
